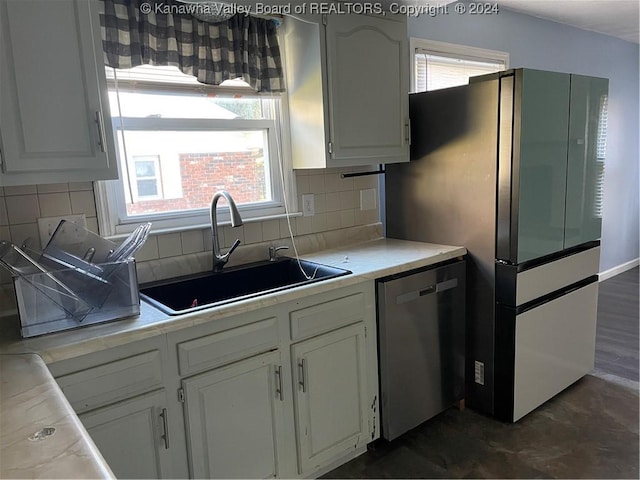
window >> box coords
[410,39,508,93]
[97,65,292,235]
[132,156,162,200]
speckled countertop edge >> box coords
[0,353,115,479]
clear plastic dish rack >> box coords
[4,221,141,338]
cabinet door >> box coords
[292,323,368,475]
[79,390,173,479]
[516,70,570,262]
[325,15,409,166]
[0,0,116,186]
[182,350,285,479]
[564,75,609,249]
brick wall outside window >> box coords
[127,149,266,215]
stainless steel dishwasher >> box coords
[377,259,466,441]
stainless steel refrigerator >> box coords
[385,68,608,421]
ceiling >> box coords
[497,0,639,43]
[249,1,639,43]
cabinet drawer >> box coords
[513,281,598,421]
[177,317,278,377]
[56,350,163,413]
[516,246,600,306]
[290,292,365,341]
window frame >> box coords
[96,78,296,237]
[409,38,510,93]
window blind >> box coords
[594,94,608,218]
[414,50,505,92]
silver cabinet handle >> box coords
[275,365,283,401]
[298,358,306,393]
[160,408,169,449]
[95,111,106,152]
[405,120,411,144]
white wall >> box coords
[408,1,639,271]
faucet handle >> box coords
[214,238,241,272]
[227,238,241,258]
[269,245,289,261]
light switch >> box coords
[302,194,315,217]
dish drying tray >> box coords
[2,221,143,338]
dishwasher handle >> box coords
[395,278,459,305]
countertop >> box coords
[0,238,466,364]
[0,354,114,479]
[0,237,465,478]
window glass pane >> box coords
[135,160,157,178]
[137,179,159,197]
[109,91,266,120]
[414,53,504,92]
[118,129,271,217]
[106,65,252,89]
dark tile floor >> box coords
[325,268,640,479]
[595,267,639,381]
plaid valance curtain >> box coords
[100,0,285,92]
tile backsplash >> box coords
[0,166,380,296]
[0,182,99,287]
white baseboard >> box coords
[599,258,639,281]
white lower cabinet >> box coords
[292,323,368,475]
[50,281,378,479]
[79,390,173,479]
[50,338,182,479]
[181,350,285,479]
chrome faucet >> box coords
[268,245,289,261]
[210,191,243,272]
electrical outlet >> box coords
[302,194,315,217]
[37,214,87,248]
[474,360,485,385]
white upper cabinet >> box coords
[0,0,116,186]
[284,13,409,169]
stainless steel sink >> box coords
[139,257,351,315]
